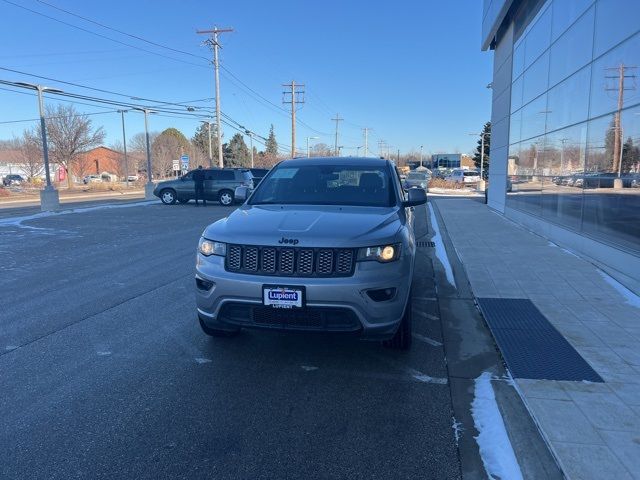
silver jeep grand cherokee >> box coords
[195,157,427,349]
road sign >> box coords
[172,159,180,171]
[180,154,190,170]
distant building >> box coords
[431,154,460,169]
[75,146,122,178]
[482,0,640,285]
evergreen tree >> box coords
[473,121,491,175]
[192,124,218,161]
[265,124,278,157]
[223,133,250,167]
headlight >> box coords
[198,238,226,256]
[357,244,401,263]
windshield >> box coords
[464,171,479,177]
[250,164,394,207]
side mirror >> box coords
[403,187,427,207]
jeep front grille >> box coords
[225,245,355,277]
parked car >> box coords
[195,157,427,349]
[83,175,102,184]
[234,168,272,203]
[404,171,430,190]
[153,168,253,206]
[2,174,25,186]
[447,169,481,185]
[249,168,270,185]
[126,175,139,182]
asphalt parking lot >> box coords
[0,201,462,479]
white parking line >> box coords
[413,310,440,321]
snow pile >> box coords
[0,200,156,229]
[427,203,456,288]
[471,372,523,480]
[598,270,640,309]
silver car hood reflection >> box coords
[203,204,403,248]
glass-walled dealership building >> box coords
[483,0,640,286]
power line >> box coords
[36,0,210,62]
[1,0,210,70]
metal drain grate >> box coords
[477,298,603,382]
[417,241,435,247]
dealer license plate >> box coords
[263,285,304,309]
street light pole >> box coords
[15,82,62,211]
[420,145,424,167]
[134,107,155,200]
[119,110,129,188]
[306,136,319,158]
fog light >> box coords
[366,288,396,302]
[195,277,214,291]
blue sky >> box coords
[0,0,493,156]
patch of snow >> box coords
[427,203,457,288]
[597,270,640,309]
[4,345,19,351]
[96,351,112,356]
[301,365,319,371]
[560,247,580,258]
[547,241,558,248]
[412,373,448,384]
[452,417,464,446]
[471,372,523,480]
[0,200,156,229]
[413,310,440,322]
[195,357,212,364]
[412,332,443,347]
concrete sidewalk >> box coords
[432,197,640,480]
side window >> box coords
[183,171,194,180]
[205,170,218,180]
[217,170,235,180]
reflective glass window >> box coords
[524,5,552,68]
[511,75,524,114]
[546,66,591,133]
[513,41,525,80]
[510,109,522,145]
[549,5,594,86]
[551,0,593,41]
[521,95,548,141]
[523,50,550,105]
[541,125,588,230]
[582,107,640,252]
[594,0,640,58]
[590,32,640,120]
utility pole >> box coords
[119,110,129,187]
[332,114,343,156]
[283,80,305,158]
[397,149,400,164]
[378,140,386,158]
[605,64,637,186]
[420,145,424,167]
[200,120,213,167]
[362,127,371,157]
[197,26,233,168]
[245,129,254,168]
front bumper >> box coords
[195,253,413,340]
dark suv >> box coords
[153,168,253,206]
[3,174,25,186]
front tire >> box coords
[160,188,177,205]
[383,296,412,350]
[198,315,240,337]
[219,190,234,206]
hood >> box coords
[203,205,403,248]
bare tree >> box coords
[5,134,44,181]
[152,133,180,178]
[128,131,158,174]
[29,104,106,188]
